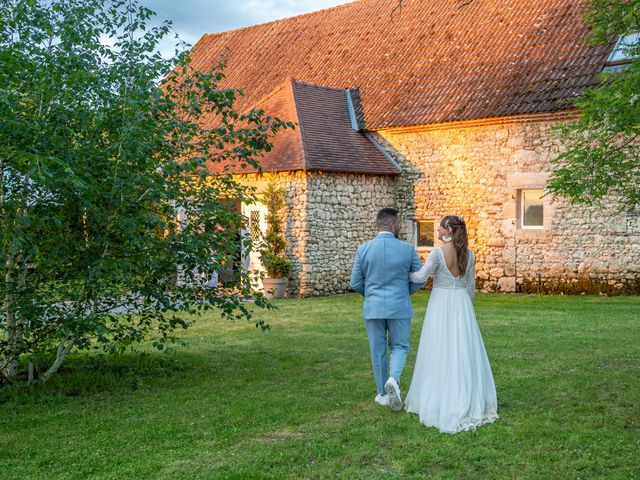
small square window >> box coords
[417,220,434,247]
[520,189,544,229]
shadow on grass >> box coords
[0,351,184,406]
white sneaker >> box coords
[384,377,402,411]
[374,394,390,407]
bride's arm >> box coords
[465,251,476,303]
[409,248,439,283]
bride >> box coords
[404,215,498,433]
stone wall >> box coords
[234,172,308,295]
[375,115,640,294]
[235,114,640,296]
[235,170,396,297]
[302,172,396,296]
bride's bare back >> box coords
[441,242,461,278]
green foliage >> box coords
[548,0,640,209]
[1,293,639,479]
[0,0,287,383]
[260,253,292,279]
[582,0,640,45]
[259,183,292,278]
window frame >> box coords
[605,33,639,71]
[519,189,544,230]
[415,218,435,248]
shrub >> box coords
[260,184,292,278]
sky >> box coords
[139,0,356,58]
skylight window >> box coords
[607,33,639,64]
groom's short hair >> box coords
[376,208,399,229]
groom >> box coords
[349,208,425,411]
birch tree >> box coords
[0,0,286,383]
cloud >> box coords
[240,0,352,23]
[139,0,353,57]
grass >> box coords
[0,292,639,479]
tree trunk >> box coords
[3,256,18,382]
[40,335,78,383]
[3,254,29,383]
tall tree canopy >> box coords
[0,0,288,383]
[548,0,640,209]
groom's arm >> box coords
[408,249,426,294]
[349,249,365,295]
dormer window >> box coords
[605,33,639,71]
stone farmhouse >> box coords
[188,0,639,296]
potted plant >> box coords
[260,183,292,299]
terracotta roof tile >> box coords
[293,81,398,174]
[207,79,399,175]
[188,0,613,130]
[205,79,305,174]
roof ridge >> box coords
[201,0,366,40]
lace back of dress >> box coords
[432,248,470,290]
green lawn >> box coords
[1,293,639,479]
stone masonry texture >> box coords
[236,117,639,296]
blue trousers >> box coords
[365,317,411,395]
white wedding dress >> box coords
[404,247,498,433]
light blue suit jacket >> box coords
[350,232,425,320]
